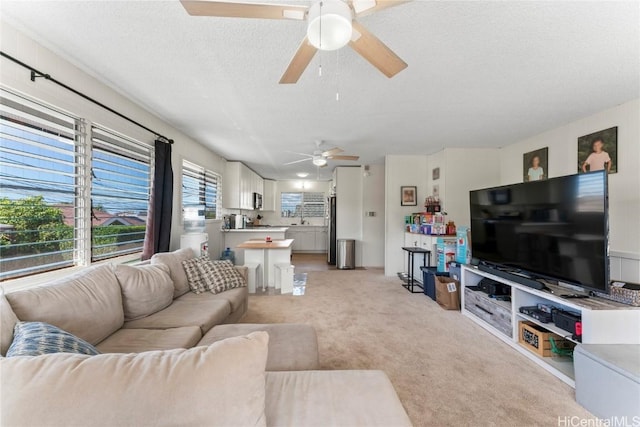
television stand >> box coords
[461,265,640,387]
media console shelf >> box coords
[461,265,640,387]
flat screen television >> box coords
[469,171,609,293]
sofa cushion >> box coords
[6,265,124,345]
[1,291,18,356]
[176,286,248,313]
[183,257,246,295]
[199,323,319,371]
[123,298,231,334]
[151,248,195,298]
[265,370,412,427]
[114,264,175,321]
[2,331,269,427]
[96,326,202,353]
[7,321,100,357]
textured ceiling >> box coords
[1,1,639,180]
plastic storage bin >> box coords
[421,266,449,301]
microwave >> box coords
[253,192,263,210]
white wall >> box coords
[499,98,640,282]
[362,165,386,267]
[384,156,428,275]
[257,180,331,226]
[0,21,228,256]
[336,167,364,266]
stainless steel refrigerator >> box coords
[327,196,337,265]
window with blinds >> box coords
[281,192,325,218]
[182,160,221,219]
[0,90,80,280]
[91,126,151,261]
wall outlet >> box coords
[365,211,376,217]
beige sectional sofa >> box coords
[1,248,412,426]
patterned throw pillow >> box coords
[199,259,247,294]
[7,321,100,357]
[182,257,246,295]
[182,256,207,294]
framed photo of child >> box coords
[523,147,548,182]
[578,127,617,174]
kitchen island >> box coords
[223,227,288,265]
[237,239,294,291]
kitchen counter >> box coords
[224,227,289,233]
[237,239,294,250]
[224,228,288,265]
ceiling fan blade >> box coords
[322,147,344,157]
[280,36,317,84]
[329,155,360,161]
[180,1,307,20]
[351,0,411,18]
[284,158,312,166]
[349,21,408,78]
[285,150,313,158]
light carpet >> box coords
[241,268,595,427]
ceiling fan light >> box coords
[312,157,328,166]
[307,0,353,51]
[296,172,310,178]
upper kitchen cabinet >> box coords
[224,161,264,210]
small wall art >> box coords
[432,167,440,180]
[401,186,417,206]
[523,147,548,182]
[578,126,617,174]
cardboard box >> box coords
[518,321,575,357]
[435,276,460,310]
[436,237,456,273]
[455,226,471,264]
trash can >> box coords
[337,239,355,270]
[421,266,449,301]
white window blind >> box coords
[0,90,80,280]
[281,192,325,218]
[91,126,151,261]
[182,160,221,219]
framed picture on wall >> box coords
[401,186,417,206]
[523,147,548,182]
[578,127,617,174]
[432,167,440,180]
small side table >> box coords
[401,247,431,293]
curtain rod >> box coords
[0,51,174,144]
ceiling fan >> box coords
[180,0,410,84]
[284,141,359,167]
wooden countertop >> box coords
[237,239,294,249]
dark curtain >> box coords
[142,139,173,260]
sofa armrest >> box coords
[234,266,248,283]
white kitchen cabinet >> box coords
[286,226,327,253]
[224,161,264,210]
[315,228,328,252]
[262,180,276,211]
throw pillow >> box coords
[199,260,247,294]
[113,264,175,320]
[7,321,100,357]
[182,256,208,294]
[2,332,269,427]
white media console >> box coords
[461,265,640,387]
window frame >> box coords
[0,88,154,282]
[280,191,326,218]
[181,160,222,221]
